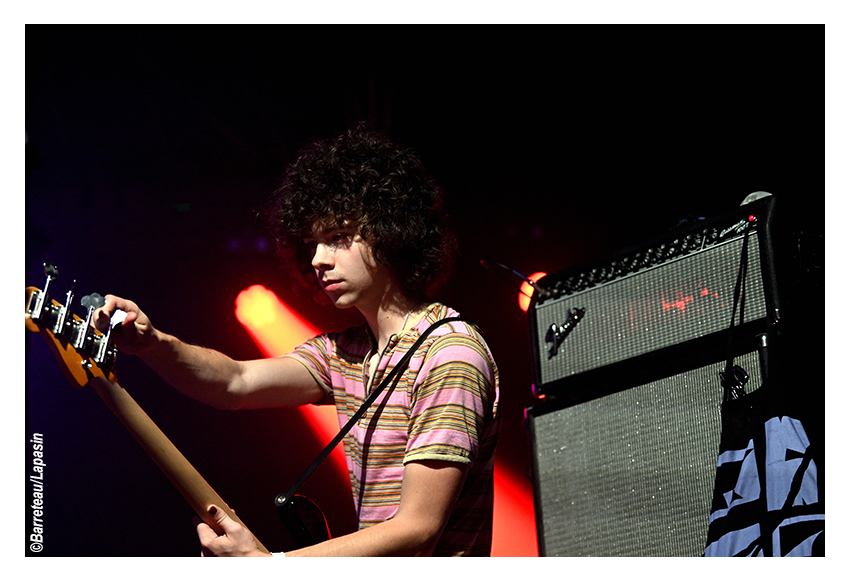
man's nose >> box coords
[311,243,333,270]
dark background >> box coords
[24,25,824,556]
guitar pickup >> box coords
[544,307,586,359]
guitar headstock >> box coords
[26,262,123,388]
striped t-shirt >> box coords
[286,303,501,556]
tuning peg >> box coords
[94,308,126,365]
[75,293,105,349]
[52,280,76,335]
[110,309,127,327]
[43,262,59,279]
[30,263,61,321]
[81,293,106,310]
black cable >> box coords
[721,223,753,401]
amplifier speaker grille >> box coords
[534,234,765,386]
[527,348,762,557]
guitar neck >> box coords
[88,376,269,554]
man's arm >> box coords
[94,294,326,410]
[196,459,468,557]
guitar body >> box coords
[277,494,332,549]
[25,279,269,554]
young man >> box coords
[94,126,501,557]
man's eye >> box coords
[304,232,352,252]
[331,233,352,246]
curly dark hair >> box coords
[266,125,456,301]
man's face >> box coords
[303,222,393,311]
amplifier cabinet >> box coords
[526,344,764,557]
[525,197,783,556]
[529,197,779,395]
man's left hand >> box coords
[194,505,270,557]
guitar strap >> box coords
[274,316,467,511]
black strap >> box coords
[275,316,466,508]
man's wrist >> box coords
[133,326,165,359]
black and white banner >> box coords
[705,389,825,557]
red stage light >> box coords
[235,284,318,356]
[492,462,539,556]
[518,272,548,312]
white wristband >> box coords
[271,552,286,557]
